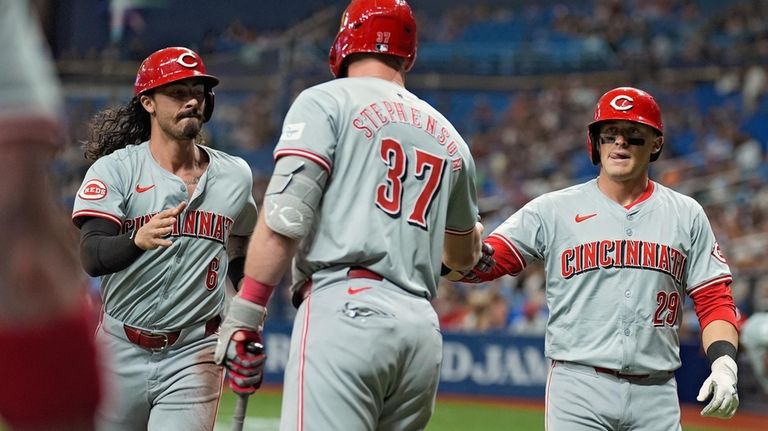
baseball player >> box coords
[451,87,740,430]
[72,47,258,431]
[0,1,101,430]
[214,1,484,430]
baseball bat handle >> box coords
[231,341,264,431]
[232,393,250,431]
[245,341,263,355]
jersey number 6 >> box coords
[375,138,446,231]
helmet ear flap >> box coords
[203,89,215,122]
[587,127,600,165]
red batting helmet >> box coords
[328,0,417,78]
[134,47,219,122]
[586,87,664,165]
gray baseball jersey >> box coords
[73,141,257,329]
[275,77,478,299]
[72,141,257,430]
[484,178,731,430]
[273,76,478,431]
[490,179,731,373]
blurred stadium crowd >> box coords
[49,0,768,340]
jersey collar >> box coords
[624,180,655,210]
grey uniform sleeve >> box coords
[72,157,128,228]
[685,204,732,294]
[445,149,479,234]
[273,88,338,173]
[490,197,548,264]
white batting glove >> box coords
[696,356,739,419]
[215,296,268,394]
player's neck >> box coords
[347,59,405,86]
[148,138,202,172]
[596,174,650,207]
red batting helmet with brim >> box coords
[329,0,417,78]
[134,47,219,121]
[586,87,664,165]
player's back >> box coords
[275,77,476,299]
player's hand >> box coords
[474,243,496,273]
[215,295,268,394]
[442,243,496,283]
[134,201,187,250]
[696,356,739,419]
[461,243,496,282]
[222,330,266,394]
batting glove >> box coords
[215,296,267,394]
[696,355,739,418]
[475,243,496,273]
[441,243,496,283]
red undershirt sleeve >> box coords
[691,281,738,331]
[468,235,526,282]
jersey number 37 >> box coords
[375,138,446,231]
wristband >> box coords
[706,340,737,365]
[240,276,276,306]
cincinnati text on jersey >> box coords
[121,209,234,244]
[561,239,687,284]
[352,99,463,171]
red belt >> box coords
[347,267,384,281]
[123,315,221,350]
[292,267,383,308]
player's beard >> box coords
[178,117,201,139]
[158,115,201,141]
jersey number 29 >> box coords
[653,291,680,326]
[375,138,446,230]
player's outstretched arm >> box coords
[697,320,740,419]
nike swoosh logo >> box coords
[347,286,372,295]
[575,213,597,223]
[135,184,156,193]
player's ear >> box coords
[651,136,663,154]
[139,94,155,115]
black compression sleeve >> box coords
[79,217,145,277]
[227,256,245,290]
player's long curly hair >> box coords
[83,96,150,161]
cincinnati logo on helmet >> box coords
[79,179,108,200]
[176,52,198,68]
[610,95,634,111]
[711,241,728,264]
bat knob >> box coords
[245,342,263,355]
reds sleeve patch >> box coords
[711,241,727,264]
[78,179,108,200]
[280,122,306,141]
